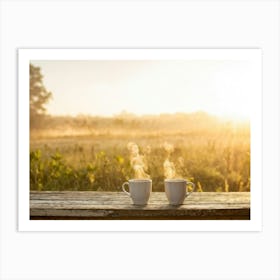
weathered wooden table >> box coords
[30,191,250,220]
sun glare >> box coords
[33,59,256,122]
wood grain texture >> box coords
[30,191,250,220]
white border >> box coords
[18,48,262,231]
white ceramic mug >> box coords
[164,179,195,205]
[122,179,152,205]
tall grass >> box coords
[30,113,250,192]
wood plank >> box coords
[30,192,250,220]
[30,192,250,202]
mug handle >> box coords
[122,182,130,196]
[186,182,196,197]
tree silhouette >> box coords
[30,64,52,128]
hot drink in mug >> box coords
[164,179,195,205]
[122,179,152,205]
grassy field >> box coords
[30,112,250,192]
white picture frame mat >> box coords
[18,48,262,232]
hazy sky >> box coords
[31,60,257,120]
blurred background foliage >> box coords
[30,64,250,192]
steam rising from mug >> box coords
[163,142,177,179]
[127,142,150,179]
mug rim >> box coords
[164,178,187,183]
[128,178,152,182]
